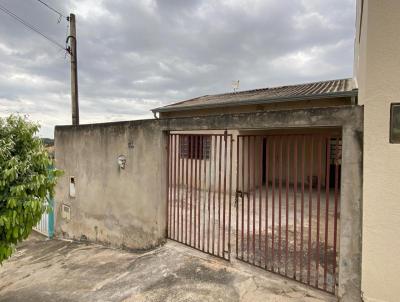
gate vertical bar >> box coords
[177,136,181,241]
[307,136,314,284]
[252,136,256,264]
[265,138,270,269]
[235,136,241,258]
[212,135,217,254]
[333,137,340,292]
[278,136,283,273]
[241,136,245,260]
[316,135,322,287]
[183,136,187,243]
[189,135,194,245]
[166,133,171,237]
[197,136,202,249]
[218,135,222,256]
[271,137,276,271]
[207,137,212,253]
[173,135,177,240]
[222,132,228,258]
[293,136,298,279]
[193,136,198,247]
[185,135,190,244]
[258,137,263,266]
[285,136,290,275]
[228,135,233,260]
[300,135,306,281]
[236,136,240,257]
[247,136,251,262]
[324,136,331,290]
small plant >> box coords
[0,115,62,263]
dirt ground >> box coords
[0,232,336,302]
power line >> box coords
[35,0,67,22]
[0,3,67,52]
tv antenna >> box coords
[232,80,240,92]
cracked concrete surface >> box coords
[0,232,336,302]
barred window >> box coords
[179,135,211,159]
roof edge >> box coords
[152,90,358,113]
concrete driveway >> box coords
[0,232,335,302]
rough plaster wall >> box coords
[357,1,400,301]
[54,121,167,250]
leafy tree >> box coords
[0,115,62,263]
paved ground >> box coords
[0,232,336,302]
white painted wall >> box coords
[355,1,400,301]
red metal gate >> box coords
[235,134,341,294]
[167,133,233,260]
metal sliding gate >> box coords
[167,132,342,294]
[236,134,341,294]
[167,133,233,260]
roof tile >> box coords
[153,78,357,113]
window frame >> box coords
[390,103,400,143]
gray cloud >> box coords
[0,0,355,137]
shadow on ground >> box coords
[0,232,335,302]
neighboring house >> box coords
[152,78,357,119]
[53,1,400,302]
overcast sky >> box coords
[0,0,356,137]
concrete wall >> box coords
[355,1,400,301]
[54,121,168,250]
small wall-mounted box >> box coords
[61,204,71,221]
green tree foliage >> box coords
[0,115,62,263]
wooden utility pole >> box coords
[67,13,79,125]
